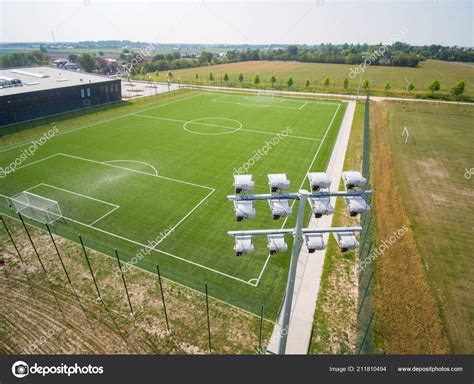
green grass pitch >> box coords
[0,91,347,317]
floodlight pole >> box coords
[227,187,370,354]
[278,189,308,354]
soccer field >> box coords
[0,91,347,317]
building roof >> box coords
[0,66,116,97]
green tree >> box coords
[68,53,78,62]
[362,79,370,90]
[167,71,173,81]
[98,51,105,56]
[223,72,229,82]
[270,75,277,88]
[77,53,95,72]
[286,76,294,88]
[305,79,310,88]
[407,83,415,93]
[323,77,330,87]
[140,66,146,76]
[195,73,199,82]
[384,82,391,93]
[253,74,260,86]
[428,80,441,93]
[238,73,244,85]
[208,72,214,82]
[343,78,349,91]
[451,81,465,98]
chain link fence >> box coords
[356,95,377,354]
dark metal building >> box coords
[0,67,122,127]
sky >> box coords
[0,0,472,46]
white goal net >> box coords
[8,191,63,224]
[256,90,275,99]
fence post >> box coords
[259,305,264,351]
[45,224,94,329]
[156,264,170,332]
[205,283,212,353]
[358,312,374,354]
[0,216,34,294]
[114,249,134,315]
[358,272,373,316]
[18,213,64,317]
[0,247,11,288]
[78,235,102,301]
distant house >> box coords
[53,58,78,70]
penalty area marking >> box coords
[102,160,159,176]
[24,182,120,226]
[1,153,261,286]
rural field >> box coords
[371,100,473,353]
[0,90,346,319]
[152,60,474,98]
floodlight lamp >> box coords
[334,232,359,252]
[268,199,292,220]
[341,171,367,190]
[307,172,331,191]
[268,173,290,193]
[304,233,326,253]
[234,236,254,256]
[343,196,370,217]
[308,196,334,218]
[267,234,288,255]
[234,201,256,221]
[234,174,254,194]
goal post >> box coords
[8,191,63,224]
[256,90,275,99]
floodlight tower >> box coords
[228,172,371,354]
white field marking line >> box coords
[5,153,62,173]
[0,92,204,155]
[102,160,158,176]
[63,214,254,286]
[0,214,275,323]
[57,153,214,191]
[211,92,342,107]
[252,103,341,287]
[2,156,253,285]
[299,101,308,110]
[150,188,216,249]
[24,182,120,226]
[134,114,242,132]
[89,206,120,226]
[212,98,304,111]
[132,114,322,142]
[33,183,119,208]
[243,95,284,103]
[0,192,252,286]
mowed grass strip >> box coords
[386,101,474,353]
[146,60,474,98]
[0,91,346,317]
[371,100,452,353]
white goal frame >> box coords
[8,191,63,225]
[256,90,275,99]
